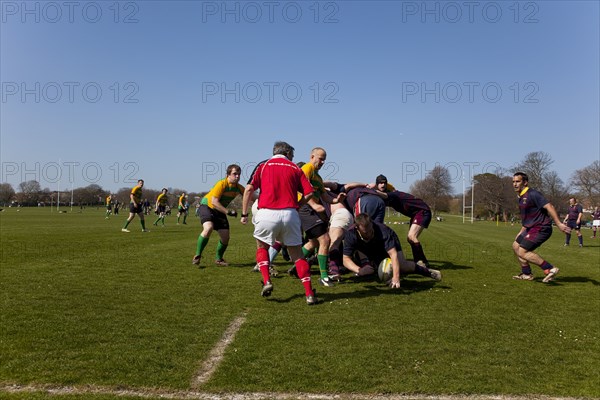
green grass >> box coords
[1,208,599,399]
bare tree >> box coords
[571,160,600,205]
[16,180,42,206]
[470,173,514,220]
[0,183,16,206]
[410,165,453,214]
[512,151,554,191]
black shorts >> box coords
[129,203,143,214]
[299,204,328,239]
[178,206,187,213]
[566,220,581,230]
[157,205,166,214]
[199,204,229,230]
[516,225,553,251]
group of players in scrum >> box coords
[190,144,442,305]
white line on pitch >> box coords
[191,311,248,388]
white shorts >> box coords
[329,208,353,230]
[253,208,303,246]
[593,220,600,227]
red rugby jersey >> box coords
[251,155,314,209]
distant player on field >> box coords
[153,188,169,227]
[177,192,188,225]
[105,194,113,219]
[511,172,570,282]
[122,179,149,232]
[192,164,244,267]
[563,197,583,247]
[591,206,600,239]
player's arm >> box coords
[211,196,229,215]
[342,254,361,274]
[544,203,571,234]
[130,192,136,206]
[387,247,401,289]
[241,184,254,225]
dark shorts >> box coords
[299,204,328,238]
[356,195,386,224]
[106,205,112,210]
[566,220,581,230]
[157,205,166,214]
[178,206,187,213]
[516,225,553,251]
[199,204,229,230]
[129,203,143,214]
[411,209,432,228]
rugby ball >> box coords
[378,258,393,282]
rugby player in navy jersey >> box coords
[511,172,570,283]
[342,214,442,289]
[563,197,584,247]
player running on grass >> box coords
[511,172,570,283]
[192,164,244,267]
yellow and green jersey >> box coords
[156,193,168,205]
[106,195,112,206]
[302,163,325,202]
[131,185,142,204]
[179,194,185,207]
[201,178,244,209]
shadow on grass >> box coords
[264,275,448,304]
[554,276,600,286]
[428,259,473,271]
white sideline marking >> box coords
[0,384,585,400]
[191,311,248,388]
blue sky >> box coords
[1,0,598,194]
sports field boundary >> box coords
[0,383,591,400]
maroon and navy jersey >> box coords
[593,210,600,221]
[343,221,402,264]
[566,204,583,221]
[251,155,313,209]
[385,191,430,217]
[518,188,551,228]
[344,187,380,211]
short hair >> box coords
[162,188,168,192]
[296,161,306,168]
[138,179,144,184]
[354,213,372,229]
[376,174,388,184]
[226,164,241,175]
[513,172,528,182]
[273,141,294,156]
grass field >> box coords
[1,208,599,399]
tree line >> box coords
[1,152,598,220]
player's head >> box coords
[226,164,241,183]
[310,147,327,170]
[137,179,144,187]
[512,172,528,192]
[273,141,295,160]
[162,188,168,193]
[354,213,374,242]
[375,174,388,191]
[569,197,577,205]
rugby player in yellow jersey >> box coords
[122,179,149,232]
[177,192,188,225]
[192,164,244,266]
[153,188,169,226]
[298,147,346,287]
[105,194,113,219]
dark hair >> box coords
[513,172,528,182]
[376,174,387,184]
[273,141,295,157]
[354,213,372,228]
[226,164,241,175]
